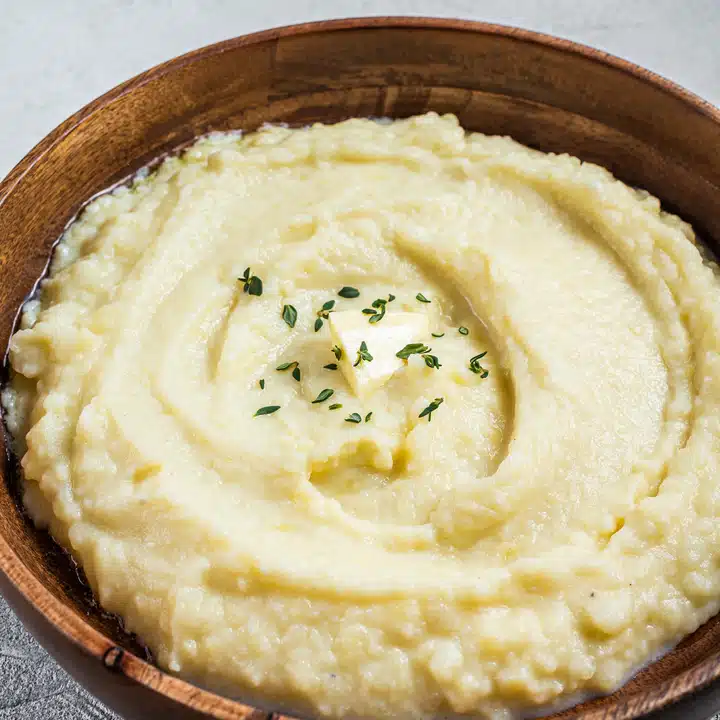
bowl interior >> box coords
[1,18,720,720]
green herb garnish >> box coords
[312,388,335,404]
[362,294,395,324]
[396,343,440,370]
[396,343,430,359]
[282,304,298,328]
[255,405,280,417]
[324,363,338,370]
[259,379,265,390]
[469,352,489,378]
[423,355,442,369]
[353,341,373,367]
[240,267,263,296]
[458,326,469,336]
[329,403,343,410]
[338,286,360,299]
[345,413,362,424]
[416,293,431,303]
[365,412,373,423]
[332,345,343,361]
[431,332,445,338]
[419,397,444,422]
[276,361,301,382]
[315,299,336,332]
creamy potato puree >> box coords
[5,114,720,719]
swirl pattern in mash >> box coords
[5,114,720,719]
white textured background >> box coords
[1,1,719,718]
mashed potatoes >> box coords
[5,114,720,719]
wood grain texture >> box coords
[0,17,719,720]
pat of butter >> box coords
[329,310,430,397]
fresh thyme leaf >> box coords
[365,412,373,423]
[416,293,431,303]
[469,352,489,378]
[362,294,394,323]
[329,403,343,410]
[282,304,298,328]
[324,363,338,370]
[396,343,431,359]
[419,397,444,421]
[431,332,445,338]
[255,405,280,417]
[240,267,264,296]
[276,360,301,381]
[423,354,442,369]
[332,345,343,361]
[345,413,362,424]
[397,343,441,368]
[312,388,335,404]
[338,286,360,299]
[259,379,265,390]
[315,300,335,330]
[458,326,469,336]
[353,341,373,367]
[247,276,263,296]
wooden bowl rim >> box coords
[1,16,720,720]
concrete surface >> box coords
[0,1,718,718]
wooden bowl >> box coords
[1,17,720,720]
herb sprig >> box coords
[276,360,301,382]
[353,341,373,367]
[345,413,362,424]
[362,294,395,324]
[416,293,431,303]
[240,267,263,296]
[396,343,441,370]
[423,354,442,369]
[469,352,489,378]
[396,343,430,359]
[315,300,335,332]
[419,397,444,422]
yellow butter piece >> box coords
[329,310,430,397]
